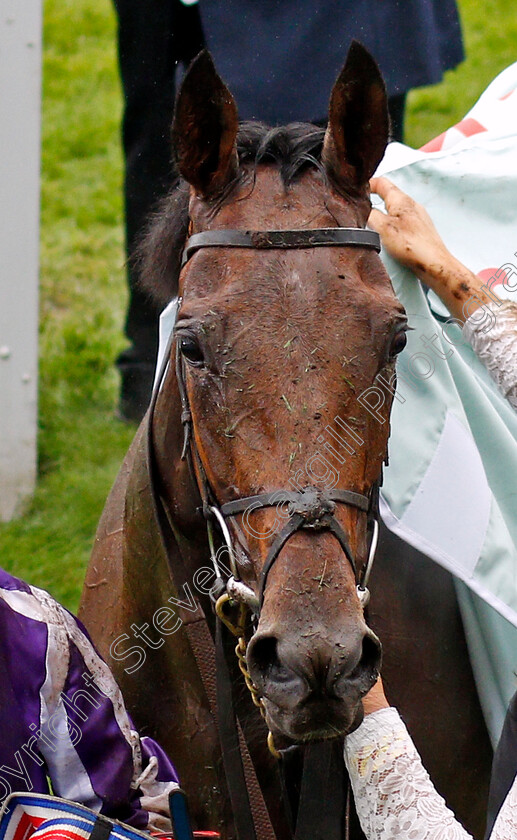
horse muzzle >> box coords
[246,620,381,742]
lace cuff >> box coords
[462,300,517,410]
[343,708,472,839]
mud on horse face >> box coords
[163,44,406,746]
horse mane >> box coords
[137,121,326,305]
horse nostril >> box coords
[248,635,279,677]
[347,631,382,686]
[362,632,382,672]
[247,635,291,685]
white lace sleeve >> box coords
[462,300,517,410]
[343,708,472,840]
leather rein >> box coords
[175,226,383,619]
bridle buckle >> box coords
[291,486,336,529]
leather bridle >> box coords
[181,227,380,266]
[173,226,383,617]
[148,224,386,840]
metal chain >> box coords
[215,593,280,759]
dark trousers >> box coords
[114,0,204,420]
[388,93,406,144]
[485,689,517,837]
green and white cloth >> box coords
[377,62,517,742]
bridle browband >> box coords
[181,226,381,266]
[174,224,383,616]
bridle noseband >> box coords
[173,226,383,617]
[216,487,379,613]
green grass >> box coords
[0,0,515,611]
[1,0,133,608]
[406,1,517,147]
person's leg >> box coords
[114,0,204,422]
[387,92,407,144]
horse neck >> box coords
[121,362,209,607]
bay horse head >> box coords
[142,44,407,746]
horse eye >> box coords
[179,335,204,365]
[390,330,407,358]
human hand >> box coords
[368,177,452,280]
[369,177,494,323]
[362,675,390,716]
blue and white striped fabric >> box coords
[0,794,149,840]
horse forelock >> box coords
[236,121,326,185]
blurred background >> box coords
[1,0,515,611]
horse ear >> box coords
[322,41,389,190]
[172,50,239,196]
